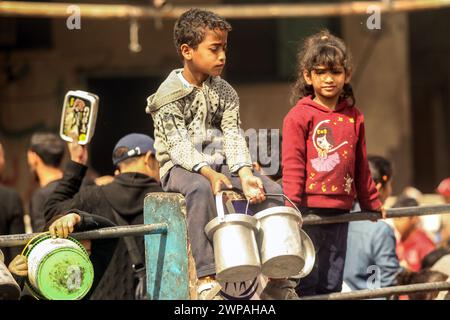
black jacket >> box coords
[29,179,60,233]
[0,185,25,265]
[43,161,163,299]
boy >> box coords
[146,8,285,299]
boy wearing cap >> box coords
[43,133,162,299]
[146,9,286,299]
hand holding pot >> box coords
[239,167,266,204]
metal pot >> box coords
[254,194,315,279]
[297,229,315,278]
[0,249,21,300]
[255,205,304,278]
[204,192,261,283]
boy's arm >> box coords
[152,102,209,171]
[354,115,383,212]
[220,87,252,174]
[282,113,307,206]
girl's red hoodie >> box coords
[282,96,382,211]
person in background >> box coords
[343,156,401,293]
[0,140,25,265]
[421,247,450,278]
[393,196,436,272]
[27,132,65,232]
[436,178,450,247]
[395,268,449,300]
[43,133,162,299]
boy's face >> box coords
[183,28,228,78]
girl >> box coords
[282,30,384,296]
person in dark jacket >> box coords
[43,133,162,299]
[0,141,26,265]
[27,132,65,232]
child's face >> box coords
[183,28,228,78]
[303,65,349,100]
[394,216,419,240]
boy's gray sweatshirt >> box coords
[146,69,252,178]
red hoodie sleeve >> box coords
[354,113,382,211]
[282,110,307,206]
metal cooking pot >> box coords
[254,194,315,279]
[297,229,315,278]
[204,192,261,283]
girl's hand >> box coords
[8,255,28,277]
[49,213,82,239]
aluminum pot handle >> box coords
[215,188,251,222]
[245,193,302,215]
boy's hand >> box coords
[200,166,232,195]
[68,134,88,165]
[239,167,266,204]
[49,213,81,239]
[8,255,28,277]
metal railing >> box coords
[300,281,450,300]
[302,204,450,225]
[1,202,449,300]
[0,223,167,247]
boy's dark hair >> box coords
[392,195,419,208]
[367,155,393,187]
[173,8,232,57]
[421,247,450,270]
[396,269,448,300]
[291,29,355,106]
[29,132,65,168]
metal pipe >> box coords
[299,281,450,300]
[302,204,450,225]
[0,223,168,247]
[1,1,450,20]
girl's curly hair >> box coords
[291,30,355,106]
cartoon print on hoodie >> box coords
[311,119,349,172]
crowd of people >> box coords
[1,8,450,300]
